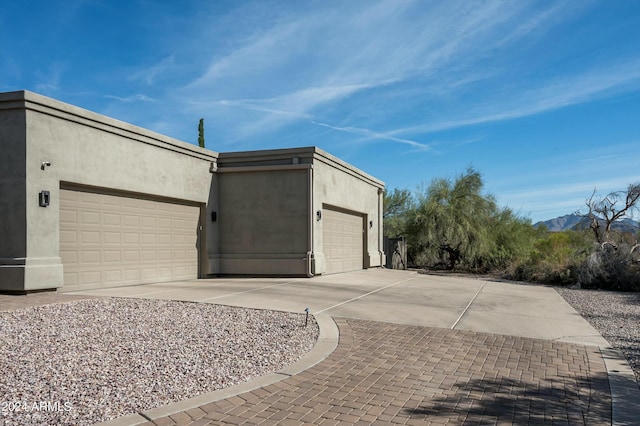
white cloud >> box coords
[128,54,176,86]
[310,121,432,152]
[178,1,576,142]
[104,94,157,103]
[69,0,636,165]
[391,59,640,137]
[213,99,312,120]
[34,62,65,94]
[498,174,640,220]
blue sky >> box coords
[2,0,639,222]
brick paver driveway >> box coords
[149,318,611,425]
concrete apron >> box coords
[70,268,639,425]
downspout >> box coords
[306,164,314,277]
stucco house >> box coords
[0,90,385,293]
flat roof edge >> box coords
[312,147,385,188]
[0,90,219,162]
[219,146,384,188]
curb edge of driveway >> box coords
[93,313,339,426]
[600,346,640,426]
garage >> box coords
[59,186,201,291]
[1,92,385,292]
[322,206,365,274]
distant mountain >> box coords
[614,217,640,233]
[535,214,640,233]
[536,214,584,232]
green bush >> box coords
[503,231,591,285]
[405,168,538,272]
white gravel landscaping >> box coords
[556,287,640,382]
[0,298,319,426]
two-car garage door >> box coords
[322,206,365,274]
[59,187,201,292]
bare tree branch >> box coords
[580,183,640,246]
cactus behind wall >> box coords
[198,118,205,148]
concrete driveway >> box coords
[69,268,606,346]
[66,269,638,425]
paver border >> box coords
[600,346,640,425]
[94,313,338,426]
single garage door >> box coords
[60,187,201,291]
[322,206,364,274]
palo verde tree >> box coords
[406,167,498,270]
[383,188,414,238]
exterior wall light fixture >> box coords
[39,191,50,207]
[316,210,322,221]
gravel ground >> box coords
[556,287,640,382]
[0,298,319,426]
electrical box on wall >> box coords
[39,191,50,207]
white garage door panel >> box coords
[60,188,200,291]
[323,207,364,274]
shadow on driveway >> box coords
[404,374,612,424]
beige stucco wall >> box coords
[0,91,218,291]
[311,150,385,273]
[216,147,384,276]
[212,166,311,276]
[0,103,28,289]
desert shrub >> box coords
[508,259,577,285]
[504,231,591,285]
[507,258,576,285]
[485,211,544,270]
[575,243,640,291]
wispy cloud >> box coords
[214,99,312,119]
[453,137,485,148]
[5,0,636,222]
[497,176,640,219]
[311,121,433,151]
[487,1,582,51]
[196,83,435,151]
[503,178,638,202]
[185,83,373,142]
[486,140,640,220]
[128,54,176,86]
[34,62,65,94]
[391,58,640,137]
[72,0,636,169]
[179,1,576,144]
[490,141,640,189]
[104,94,157,103]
